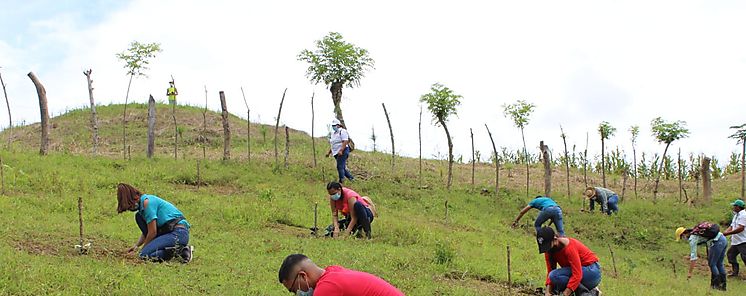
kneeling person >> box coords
[537,227,602,296]
[278,254,404,295]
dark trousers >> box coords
[334,147,354,183]
[727,242,746,274]
[347,201,374,238]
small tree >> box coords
[116,41,161,159]
[598,121,617,188]
[651,117,689,201]
[421,83,461,190]
[503,100,535,198]
[729,123,746,198]
[629,125,640,199]
[298,32,374,127]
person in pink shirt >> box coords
[327,182,376,239]
[279,254,404,296]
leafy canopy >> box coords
[630,125,640,144]
[650,117,689,144]
[298,32,375,88]
[420,83,461,126]
[116,41,162,77]
[598,121,616,140]
[502,100,535,129]
[729,123,746,144]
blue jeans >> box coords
[334,147,354,183]
[549,262,602,293]
[709,235,727,276]
[589,194,619,215]
[135,213,190,261]
[535,206,565,236]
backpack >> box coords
[691,222,720,240]
[348,138,356,152]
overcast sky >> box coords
[1,0,745,165]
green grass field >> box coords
[0,104,743,295]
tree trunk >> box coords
[621,168,628,202]
[274,88,287,167]
[83,70,98,155]
[742,141,745,198]
[122,74,133,159]
[28,72,49,155]
[583,132,588,208]
[0,71,11,148]
[470,128,475,186]
[601,137,606,188]
[284,126,290,169]
[678,148,683,203]
[439,118,454,190]
[311,92,316,167]
[632,143,637,199]
[541,141,551,197]
[653,142,671,202]
[382,103,395,174]
[241,87,250,162]
[702,156,712,204]
[419,106,423,186]
[330,81,345,127]
[172,100,178,160]
[485,124,499,198]
[202,85,207,159]
[219,91,231,161]
[561,126,570,198]
[521,127,529,198]
[147,95,156,158]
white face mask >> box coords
[332,126,339,132]
[296,274,314,296]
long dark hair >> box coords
[117,183,142,213]
[326,181,343,191]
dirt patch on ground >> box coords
[266,220,311,238]
[441,271,541,295]
[11,233,141,264]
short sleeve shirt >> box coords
[139,194,190,229]
[330,128,349,154]
[314,266,404,296]
[731,209,746,245]
[528,197,558,210]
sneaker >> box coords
[727,271,739,277]
[593,287,602,296]
[180,245,193,263]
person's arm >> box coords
[512,206,532,227]
[687,237,698,279]
[337,129,349,156]
[174,88,178,95]
[598,190,609,214]
[127,234,145,253]
[140,220,158,248]
[337,140,349,156]
[563,242,583,294]
[344,198,358,236]
[330,200,340,237]
[544,253,554,295]
[724,224,745,236]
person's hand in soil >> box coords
[126,246,137,254]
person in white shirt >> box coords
[326,119,354,183]
[723,199,746,277]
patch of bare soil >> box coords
[11,233,142,264]
[266,220,311,238]
[442,271,541,295]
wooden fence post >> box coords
[507,245,512,294]
[0,69,12,148]
[702,156,712,204]
[608,244,618,277]
[470,128,475,186]
[485,124,499,198]
[147,95,156,158]
[219,91,231,161]
[83,70,98,155]
[202,86,208,159]
[419,106,423,185]
[274,88,287,167]
[382,103,395,174]
[28,72,49,155]
[284,126,290,169]
[240,87,250,162]
[541,141,551,197]
[560,126,570,199]
[311,92,316,167]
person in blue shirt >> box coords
[116,183,193,263]
[512,196,565,236]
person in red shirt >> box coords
[278,254,404,296]
[537,227,602,296]
[327,182,376,239]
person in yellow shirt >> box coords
[167,81,178,106]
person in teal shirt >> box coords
[116,183,193,263]
[512,196,565,236]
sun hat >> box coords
[675,227,687,241]
[536,227,555,253]
[583,188,595,198]
[731,199,745,208]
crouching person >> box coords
[676,222,727,291]
[537,227,602,296]
[326,182,376,239]
[278,254,404,295]
[116,183,193,263]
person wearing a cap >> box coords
[278,253,404,296]
[512,196,565,236]
[326,118,354,184]
[166,81,178,106]
[675,223,727,290]
[536,227,602,296]
[723,199,746,277]
[583,187,618,215]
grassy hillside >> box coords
[0,104,743,295]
